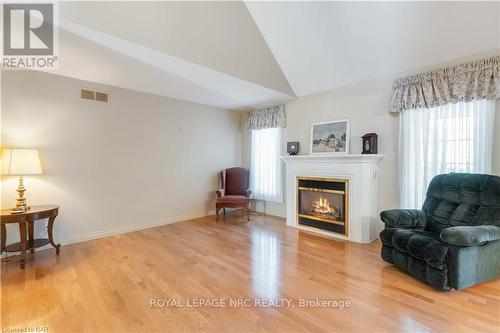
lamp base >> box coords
[15,176,28,212]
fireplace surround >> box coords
[282,154,384,243]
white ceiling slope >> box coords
[46,1,499,109]
[50,22,294,109]
[246,1,500,97]
[53,1,296,109]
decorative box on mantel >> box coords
[281,154,384,243]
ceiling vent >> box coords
[81,89,108,103]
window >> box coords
[250,127,283,203]
[400,100,495,208]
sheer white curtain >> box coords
[400,99,495,208]
[251,127,283,203]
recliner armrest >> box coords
[380,209,426,229]
[441,225,500,246]
[216,188,225,198]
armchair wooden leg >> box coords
[223,208,226,215]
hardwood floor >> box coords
[1,211,499,332]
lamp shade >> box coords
[1,148,43,175]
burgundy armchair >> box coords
[216,167,252,221]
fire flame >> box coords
[312,196,336,215]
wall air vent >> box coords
[81,89,109,103]
[81,89,94,100]
[95,92,108,102]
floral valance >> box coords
[245,104,286,131]
[390,56,500,113]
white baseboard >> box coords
[63,210,215,245]
[1,210,215,257]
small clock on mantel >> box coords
[362,133,378,154]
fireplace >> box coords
[297,177,349,236]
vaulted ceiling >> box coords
[246,1,500,97]
[50,1,500,110]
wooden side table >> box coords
[1,205,60,269]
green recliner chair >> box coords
[380,173,500,290]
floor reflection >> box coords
[250,229,281,299]
[401,317,432,333]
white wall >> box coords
[242,75,500,218]
[1,70,241,245]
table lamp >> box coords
[1,148,43,212]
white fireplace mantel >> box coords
[281,154,384,243]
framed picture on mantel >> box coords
[310,119,350,155]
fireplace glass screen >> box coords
[297,177,348,235]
